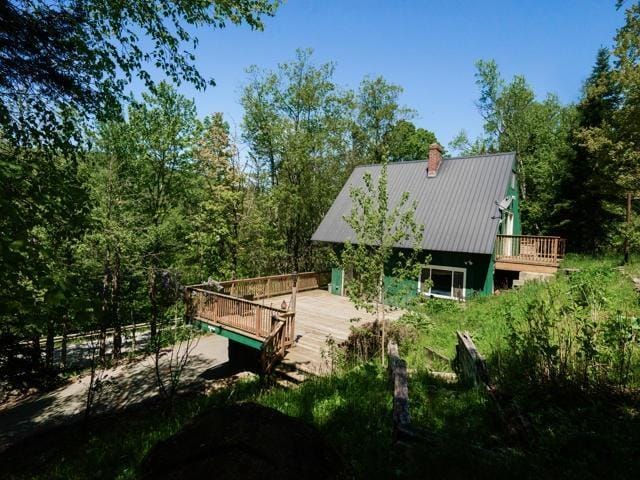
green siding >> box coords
[331,248,494,304]
[384,275,419,306]
[500,162,522,236]
[420,250,493,298]
[194,320,263,350]
[330,267,343,295]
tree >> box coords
[0,0,278,144]
[577,3,640,255]
[79,120,141,360]
[384,120,438,162]
[127,82,201,338]
[241,49,352,271]
[556,48,622,251]
[353,77,414,165]
[470,59,575,233]
[341,155,424,364]
[185,113,244,280]
[0,124,90,373]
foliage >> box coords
[353,76,415,164]
[462,59,577,233]
[0,0,278,144]
[555,48,623,251]
[384,119,438,162]
[241,49,427,272]
[241,48,353,271]
[340,155,424,363]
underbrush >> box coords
[3,257,640,479]
[0,380,263,480]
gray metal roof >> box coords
[311,152,516,255]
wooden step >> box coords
[273,362,308,385]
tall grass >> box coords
[3,255,640,479]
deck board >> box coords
[261,290,404,375]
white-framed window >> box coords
[419,265,466,300]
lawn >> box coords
[2,255,640,479]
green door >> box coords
[331,268,343,295]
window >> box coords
[419,266,466,300]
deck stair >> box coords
[185,272,330,373]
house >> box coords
[312,143,564,301]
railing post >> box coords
[255,306,261,337]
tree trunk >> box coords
[31,334,41,370]
[378,270,386,366]
[112,252,122,359]
[60,319,68,370]
[100,255,110,361]
[149,266,158,340]
[45,320,55,369]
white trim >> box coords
[418,265,467,300]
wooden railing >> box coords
[261,320,287,372]
[214,271,330,300]
[495,235,566,266]
[186,287,295,347]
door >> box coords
[330,268,343,295]
[504,212,514,256]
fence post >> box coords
[388,340,411,442]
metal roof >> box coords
[311,152,516,255]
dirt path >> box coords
[0,334,229,450]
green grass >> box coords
[0,381,263,480]
[3,255,640,479]
[562,251,640,277]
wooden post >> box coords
[388,340,411,442]
[255,306,262,337]
[624,192,632,265]
[290,271,298,313]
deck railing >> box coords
[215,271,330,300]
[495,235,566,266]
[186,287,295,346]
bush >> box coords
[497,266,640,391]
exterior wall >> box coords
[330,249,494,303]
[499,163,522,236]
[330,267,343,295]
[420,250,494,298]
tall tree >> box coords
[353,77,414,165]
[384,120,438,162]
[0,0,278,144]
[471,59,575,233]
[79,120,140,359]
[241,49,352,271]
[184,113,244,280]
[577,3,640,255]
[127,82,201,338]
[556,48,622,251]
[341,156,424,364]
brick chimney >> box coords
[427,143,443,177]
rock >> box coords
[140,403,348,480]
[232,371,259,382]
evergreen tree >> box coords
[557,48,622,251]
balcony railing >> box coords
[495,235,566,266]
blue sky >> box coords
[130,0,627,147]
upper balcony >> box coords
[494,235,566,273]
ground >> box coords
[274,289,404,374]
[140,402,347,479]
[0,334,228,450]
[0,289,392,450]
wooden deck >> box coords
[265,289,404,375]
[495,235,566,273]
